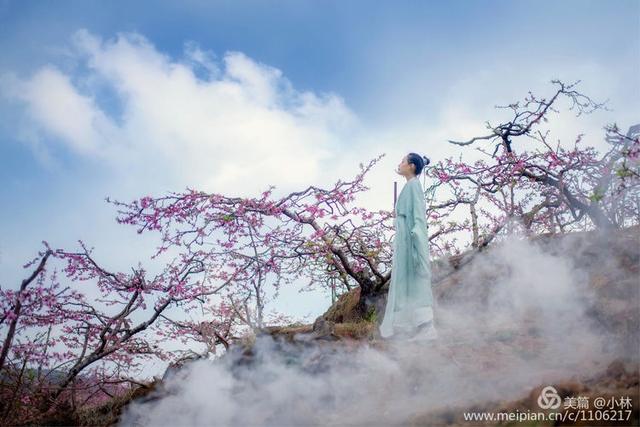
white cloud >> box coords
[3,28,634,203]
[1,65,118,155]
[2,28,360,196]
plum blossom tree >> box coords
[0,237,242,423]
[424,79,639,258]
[106,155,395,318]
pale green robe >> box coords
[379,176,435,338]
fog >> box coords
[118,231,637,426]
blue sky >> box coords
[2,0,636,119]
[0,0,638,328]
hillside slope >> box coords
[112,227,639,426]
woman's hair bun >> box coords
[407,152,430,175]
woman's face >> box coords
[397,155,415,177]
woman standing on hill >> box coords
[379,153,437,341]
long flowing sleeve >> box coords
[409,180,431,276]
[378,177,435,338]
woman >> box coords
[379,153,438,341]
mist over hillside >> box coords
[117,226,639,426]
